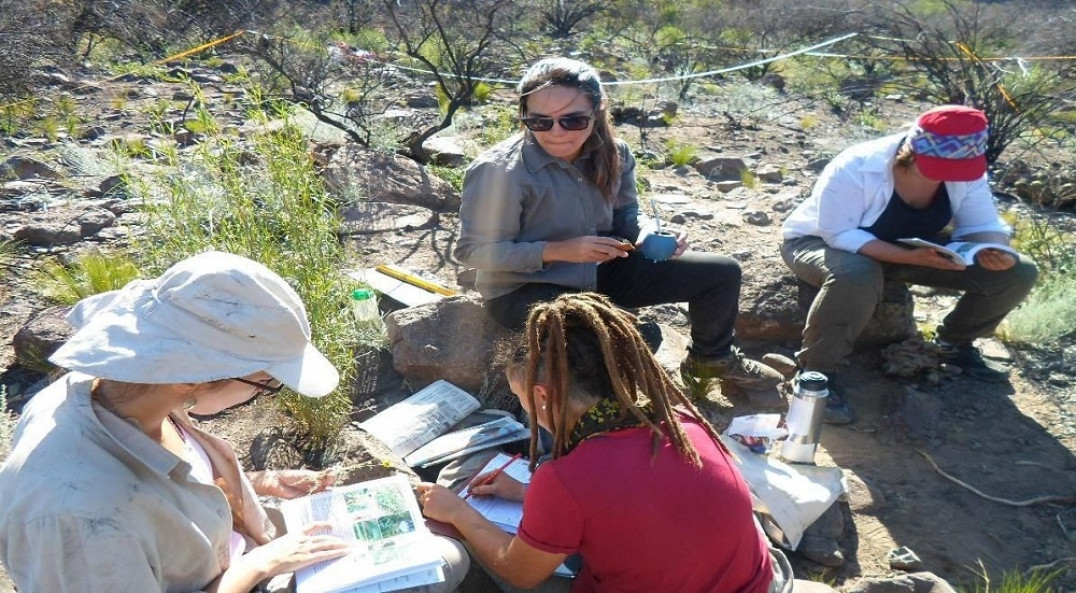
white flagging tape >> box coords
[602,32,859,85]
[314,31,860,88]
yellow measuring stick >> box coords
[374,264,458,297]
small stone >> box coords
[743,211,771,226]
[797,534,844,567]
[888,546,923,570]
[79,126,107,141]
[940,363,963,376]
[806,157,831,173]
[976,338,1011,362]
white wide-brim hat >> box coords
[49,251,340,398]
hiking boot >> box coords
[818,374,855,425]
[932,337,1009,383]
[680,347,784,392]
[794,370,854,425]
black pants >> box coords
[485,251,742,358]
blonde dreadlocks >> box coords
[509,292,724,468]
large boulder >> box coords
[323,144,459,213]
[1,156,60,180]
[846,573,957,593]
[386,294,696,411]
[384,295,513,400]
[694,156,748,182]
[423,136,468,167]
[737,257,915,346]
[13,306,73,371]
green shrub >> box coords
[37,116,60,142]
[0,99,36,137]
[0,239,18,268]
[1005,214,1076,275]
[741,169,759,189]
[959,565,1062,593]
[1001,274,1076,344]
[472,81,494,104]
[999,214,1076,344]
[428,165,465,193]
[35,251,143,305]
[109,136,155,160]
[458,103,518,149]
[435,82,451,116]
[664,140,698,167]
[128,100,361,446]
[855,112,887,131]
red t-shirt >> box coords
[517,419,773,593]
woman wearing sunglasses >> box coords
[0,251,468,593]
[454,57,782,393]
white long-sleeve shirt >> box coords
[782,133,1009,253]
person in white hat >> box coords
[0,251,468,593]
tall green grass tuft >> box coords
[35,250,143,305]
[999,214,1076,344]
[0,239,18,269]
[960,564,1062,593]
[664,140,698,167]
[128,98,364,447]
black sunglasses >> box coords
[521,112,595,132]
[232,377,285,396]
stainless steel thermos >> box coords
[780,371,829,464]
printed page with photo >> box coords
[280,475,445,593]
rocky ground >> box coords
[1,60,1075,592]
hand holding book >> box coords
[898,238,1020,268]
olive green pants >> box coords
[781,236,1038,372]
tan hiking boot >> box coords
[679,347,784,392]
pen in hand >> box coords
[462,453,522,500]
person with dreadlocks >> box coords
[453,56,782,393]
[417,293,778,593]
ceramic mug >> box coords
[639,231,679,261]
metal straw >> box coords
[650,200,663,233]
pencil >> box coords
[463,453,522,500]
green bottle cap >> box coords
[352,289,374,300]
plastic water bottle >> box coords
[780,371,828,464]
[350,289,379,323]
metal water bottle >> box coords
[780,371,829,464]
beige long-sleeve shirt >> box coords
[0,372,273,593]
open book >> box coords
[360,380,528,467]
[405,410,530,468]
[279,474,444,593]
[898,238,1019,265]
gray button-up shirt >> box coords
[454,132,641,299]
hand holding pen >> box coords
[464,453,526,502]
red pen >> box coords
[463,453,522,500]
